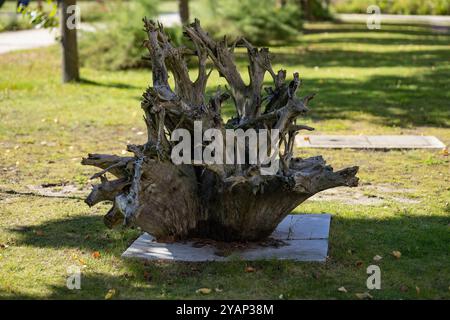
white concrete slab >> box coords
[366,135,445,148]
[122,214,331,262]
[296,135,445,149]
[232,240,328,262]
[271,213,330,240]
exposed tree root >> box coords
[82,19,358,241]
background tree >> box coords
[60,0,79,82]
[19,0,80,82]
[179,0,189,25]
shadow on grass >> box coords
[8,215,140,253]
[79,78,141,90]
[300,72,449,128]
[229,28,450,127]
[303,36,450,46]
[217,68,449,128]
[271,48,449,68]
[302,22,450,37]
[4,212,449,299]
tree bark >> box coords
[276,0,287,8]
[60,0,80,82]
[82,19,358,242]
[178,0,189,25]
[300,0,312,21]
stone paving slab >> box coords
[122,214,331,262]
[296,135,445,149]
[271,214,330,240]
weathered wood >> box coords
[81,154,133,178]
[82,19,359,241]
[85,176,130,207]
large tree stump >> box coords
[82,19,358,242]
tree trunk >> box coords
[276,0,287,8]
[300,0,312,21]
[82,19,358,242]
[60,0,80,82]
[178,0,189,25]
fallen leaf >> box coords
[304,136,310,141]
[35,230,44,236]
[92,251,101,259]
[355,260,363,267]
[415,286,420,294]
[245,266,256,273]
[278,294,284,299]
[196,288,212,294]
[215,288,223,293]
[105,288,116,300]
[373,255,382,262]
[338,286,347,293]
[392,250,402,259]
[441,147,448,156]
[79,258,86,265]
[355,292,373,300]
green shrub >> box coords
[0,14,33,32]
[312,1,332,20]
[79,1,113,23]
[302,0,332,21]
[80,0,158,70]
[201,0,303,45]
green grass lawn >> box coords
[0,22,449,299]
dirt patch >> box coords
[26,183,85,197]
